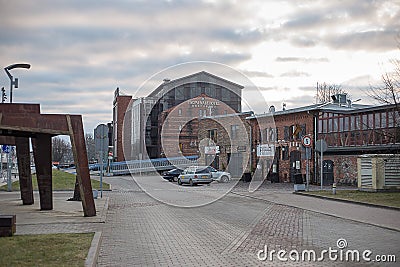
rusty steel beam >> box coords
[67,115,96,217]
[15,137,34,205]
[32,134,53,210]
[0,103,40,114]
[0,114,70,135]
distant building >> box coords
[112,88,133,162]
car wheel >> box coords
[189,179,194,186]
[221,176,229,183]
[173,177,178,182]
[178,179,182,185]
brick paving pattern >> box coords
[96,177,399,266]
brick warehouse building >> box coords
[158,94,238,159]
[112,71,243,161]
[247,95,399,185]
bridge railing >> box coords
[89,155,199,175]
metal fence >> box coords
[89,155,198,175]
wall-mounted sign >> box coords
[205,146,220,154]
[256,144,274,157]
[237,146,246,152]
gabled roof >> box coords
[148,71,244,97]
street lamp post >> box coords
[4,63,31,103]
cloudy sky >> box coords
[1,0,399,133]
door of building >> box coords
[323,160,334,185]
[289,150,301,183]
[228,153,243,178]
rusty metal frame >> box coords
[0,104,96,217]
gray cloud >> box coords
[280,71,311,77]
[240,70,274,78]
[0,0,397,132]
[276,57,329,63]
[326,30,400,51]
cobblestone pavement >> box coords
[96,176,400,266]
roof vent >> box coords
[269,105,276,114]
[163,78,171,83]
[331,94,347,105]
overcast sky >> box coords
[1,0,399,133]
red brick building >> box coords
[112,88,132,162]
[247,106,314,183]
[198,111,253,177]
[248,97,399,185]
[159,94,237,159]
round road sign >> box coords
[302,135,312,147]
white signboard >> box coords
[205,146,220,154]
[256,144,275,157]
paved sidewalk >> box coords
[233,182,400,232]
[0,191,108,235]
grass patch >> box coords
[303,190,400,208]
[0,169,110,191]
[0,233,93,267]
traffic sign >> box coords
[2,145,10,154]
[301,135,312,147]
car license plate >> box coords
[201,175,208,178]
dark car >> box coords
[162,168,183,182]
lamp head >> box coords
[5,63,31,70]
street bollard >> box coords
[332,183,336,195]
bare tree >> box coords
[315,82,347,103]
[52,137,71,163]
[368,58,400,108]
[85,133,96,163]
[367,54,400,146]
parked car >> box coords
[177,166,213,186]
[162,168,183,182]
[205,166,231,183]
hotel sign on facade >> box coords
[190,98,220,108]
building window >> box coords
[268,127,275,142]
[231,125,239,139]
[282,146,289,160]
[275,128,279,141]
[178,109,182,116]
[344,116,349,131]
[284,126,290,141]
[208,129,217,143]
[375,113,381,129]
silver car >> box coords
[204,166,231,183]
[177,166,213,186]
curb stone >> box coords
[230,191,400,233]
[294,191,400,211]
[85,231,102,267]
